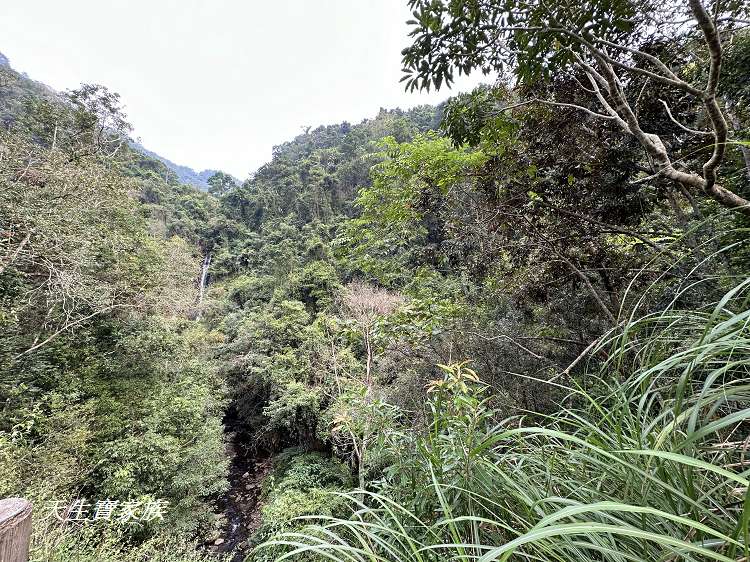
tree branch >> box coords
[658,99,712,136]
[0,231,31,276]
[535,200,665,251]
[14,303,132,359]
[490,97,616,121]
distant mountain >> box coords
[0,52,63,130]
[131,143,232,191]
[0,48,232,191]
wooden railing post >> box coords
[0,499,32,562]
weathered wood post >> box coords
[0,498,32,562]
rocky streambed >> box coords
[207,433,272,562]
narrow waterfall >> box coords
[196,253,211,320]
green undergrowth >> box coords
[257,267,750,561]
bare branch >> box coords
[689,0,723,96]
[688,0,729,194]
[549,330,613,382]
[535,200,665,251]
[490,97,616,121]
[0,231,31,276]
[580,65,631,130]
[14,303,133,359]
[467,331,551,362]
[658,99,713,136]
[594,38,683,82]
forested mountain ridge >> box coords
[2,2,750,561]
[132,142,232,191]
[0,52,232,561]
[0,51,228,191]
[0,50,451,560]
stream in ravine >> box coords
[206,418,272,561]
[196,256,271,562]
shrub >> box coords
[257,274,750,561]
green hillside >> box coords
[1,3,750,561]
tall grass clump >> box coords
[257,240,750,561]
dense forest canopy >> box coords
[1,0,749,561]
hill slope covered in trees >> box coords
[2,1,750,561]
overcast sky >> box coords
[1,1,490,178]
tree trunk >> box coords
[364,329,373,388]
[0,498,32,562]
[725,101,750,182]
